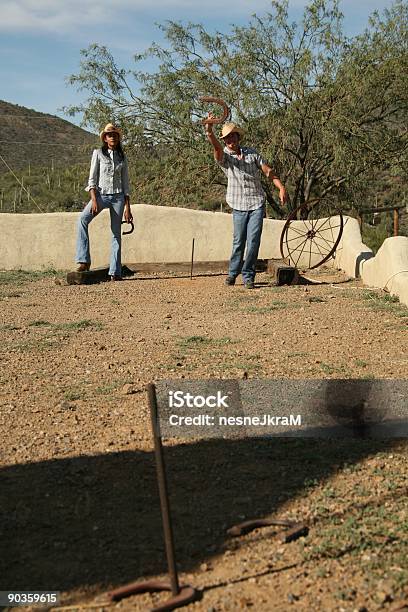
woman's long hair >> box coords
[101,143,125,160]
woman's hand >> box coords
[91,199,99,215]
[124,199,133,223]
[90,189,99,215]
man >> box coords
[205,119,287,288]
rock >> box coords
[287,593,300,603]
[57,401,77,411]
[376,591,393,604]
[121,383,136,395]
[375,580,394,604]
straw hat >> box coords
[100,123,122,141]
[220,122,245,139]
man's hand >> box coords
[204,113,223,162]
[204,113,215,134]
[279,186,288,206]
[261,165,288,206]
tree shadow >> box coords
[0,436,401,599]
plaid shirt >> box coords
[218,146,267,211]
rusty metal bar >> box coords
[147,383,180,597]
[107,384,199,610]
[190,238,195,280]
[358,204,405,214]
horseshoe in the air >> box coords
[199,96,230,125]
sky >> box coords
[0,0,398,127]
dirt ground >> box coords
[0,266,407,612]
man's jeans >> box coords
[76,192,125,277]
[229,206,265,282]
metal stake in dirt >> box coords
[107,384,199,612]
[149,382,180,596]
[190,238,195,280]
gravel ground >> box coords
[0,267,407,612]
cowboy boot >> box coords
[76,262,91,272]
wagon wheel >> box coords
[280,198,344,270]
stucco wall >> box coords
[0,205,363,271]
[333,216,373,278]
[360,236,408,307]
[0,205,286,270]
[0,205,407,307]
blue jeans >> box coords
[76,192,125,277]
[229,206,265,282]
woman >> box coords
[75,123,133,281]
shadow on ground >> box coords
[0,437,400,599]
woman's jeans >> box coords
[229,206,265,282]
[76,192,125,277]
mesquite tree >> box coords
[66,0,408,215]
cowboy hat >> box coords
[100,123,122,141]
[220,122,245,139]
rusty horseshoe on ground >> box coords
[199,96,230,125]
[227,518,309,543]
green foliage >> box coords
[360,289,408,317]
[0,269,58,285]
[361,219,390,253]
[64,0,407,217]
[0,161,91,213]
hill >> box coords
[0,101,99,213]
[0,100,97,171]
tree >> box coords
[327,0,408,210]
[66,0,408,215]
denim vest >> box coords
[85,148,130,195]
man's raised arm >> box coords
[204,115,224,163]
